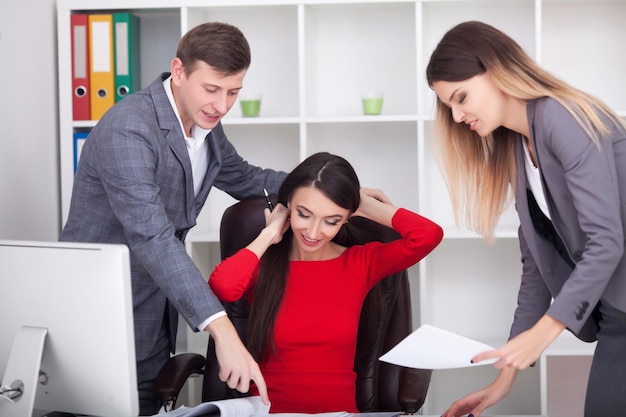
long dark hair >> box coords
[247,152,375,361]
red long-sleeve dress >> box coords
[209,209,443,413]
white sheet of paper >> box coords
[379,324,499,369]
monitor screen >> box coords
[0,240,138,417]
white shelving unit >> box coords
[540,333,595,416]
[56,1,626,415]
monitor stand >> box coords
[0,326,47,417]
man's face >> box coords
[171,58,246,134]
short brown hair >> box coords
[176,21,251,76]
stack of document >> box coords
[158,397,400,417]
[157,396,269,417]
[379,324,498,369]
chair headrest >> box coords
[220,197,269,260]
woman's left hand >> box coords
[472,315,566,369]
[360,187,392,205]
[353,188,398,227]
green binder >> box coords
[113,13,140,102]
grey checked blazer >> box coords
[61,73,287,361]
[511,97,626,342]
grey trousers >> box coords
[137,317,172,416]
[584,300,626,416]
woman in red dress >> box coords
[209,152,443,413]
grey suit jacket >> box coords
[510,97,626,342]
[61,73,287,360]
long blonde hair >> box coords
[426,20,624,241]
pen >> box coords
[263,188,274,212]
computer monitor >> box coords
[0,240,139,417]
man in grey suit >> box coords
[61,22,286,415]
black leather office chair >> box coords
[155,197,432,413]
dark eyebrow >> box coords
[449,87,462,102]
[201,83,243,92]
[296,205,344,220]
[325,215,344,221]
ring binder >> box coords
[71,14,90,120]
[88,14,115,120]
[113,13,140,102]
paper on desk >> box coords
[271,413,351,417]
[158,396,270,417]
[379,324,499,369]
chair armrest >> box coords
[154,352,206,403]
[398,367,432,413]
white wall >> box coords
[0,0,60,241]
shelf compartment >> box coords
[419,0,536,113]
[304,3,418,117]
[186,5,300,118]
[306,121,420,211]
[541,1,626,113]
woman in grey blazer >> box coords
[426,21,626,417]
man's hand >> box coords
[205,316,269,405]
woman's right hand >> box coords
[245,203,290,258]
[440,368,517,417]
[263,203,290,245]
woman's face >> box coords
[431,73,509,137]
[288,186,350,260]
